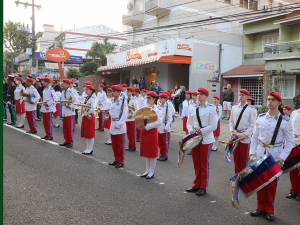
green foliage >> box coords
[79,61,100,76]
[257,105,268,114]
[66,68,84,78]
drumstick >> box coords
[230,135,249,144]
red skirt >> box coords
[183,116,188,132]
[140,128,158,158]
[53,103,60,116]
[15,99,25,114]
[104,116,111,129]
[81,114,95,138]
[213,120,220,137]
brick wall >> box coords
[221,76,239,105]
[77,74,120,94]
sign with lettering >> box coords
[194,60,218,71]
[46,48,70,63]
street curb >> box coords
[171,130,228,144]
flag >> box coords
[178,147,185,168]
[230,174,240,209]
[224,147,232,165]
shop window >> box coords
[272,75,296,99]
[240,78,263,106]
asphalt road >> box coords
[3,117,300,225]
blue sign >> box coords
[13,53,31,64]
[14,52,83,64]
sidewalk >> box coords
[171,117,231,144]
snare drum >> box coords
[238,154,283,197]
[179,132,203,152]
[282,144,300,173]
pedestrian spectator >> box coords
[222,84,234,120]
[132,76,138,86]
[101,79,107,92]
[139,77,145,89]
[156,83,163,95]
[149,81,157,92]
[74,78,79,91]
[171,84,181,113]
[293,90,300,109]
[179,85,186,118]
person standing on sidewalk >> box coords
[293,90,300,109]
[222,84,234,120]
[182,91,192,134]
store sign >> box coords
[126,49,142,61]
[45,62,59,69]
[46,48,70,62]
[194,60,217,71]
[36,52,83,63]
[13,53,31,64]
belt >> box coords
[295,134,300,138]
[235,128,247,133]
[112,118,119,121]
[259,140,284,148]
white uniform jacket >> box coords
[158,103,173,133]
[144,105,162,131]
[250,112,294,161]
[82,95,96,117]
[61,88,77,117]
[214,104,223,121]
[14,84,25,101]
[167,100,175,116]
[109,96,128,135]
[55,91,61,105]
[135,95,147,108]
[41,86,57,113]
[97,90,107,110]
[78,91,87,101]
[291,109,300,136]
[187,102,218,144]
[229,103,257,143]
[71,87,79,109]
[127,97,139,122]
[182,99,192,118]
[23,85,40,111]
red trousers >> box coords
[98,111,104,129]
[158,132,170,157]
[42,112,53,137]
[257,178,278,214]
[286,146,300,194]
[136,126,141,139]
[233,142,250,175]
[126,121,136,148]
[63,116,74,144]
[192,143,213,190]
[26,110,37,131]
[182,116,188,133]
[111,133,125,164]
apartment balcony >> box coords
[122,10,144,26]
[264,40,300,58]
[145,0,171,16]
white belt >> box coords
[259,140,284,148]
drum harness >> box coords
[196,107,205,129]
[259,115,283,149]
[234,104,248,133]
[164,103,169,125]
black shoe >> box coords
[115,163,123,168]
[146,174,154,179]
[296,194,300,201]
[196,189,206,196]
[99,129,104,131]
[41,136,48,139]
[250,209,262,217]
[105,142,112,145]
[227,117,230,120]
[140,174,148,178]
[109,161,118,166]
[136,138,140,142]
[160,157,168,161]
[82,150,93,155]
[128,148,136,152]
[185,187,200,192]
[17,125,24,128]
[36,118,41,121]
[187,151,192,155]
[7,122,15,125]
[222,116,226,120]
[286,191,297,199]
[53,125,60,128]
[266,213,274,221]
[125,148,130,151]
[95,128,100,131]
[157,156,163,160]
[31,131,37,134]
[211,149,217,151]
[66,144,73,148]
[59,142,68,146]
[45,136,53,140]
[26,130,32,133]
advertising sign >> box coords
[46,48,71,63]
[36,52,82,63]
[45,62,59,69]
[194,60,218,71]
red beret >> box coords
[147,91,158,98]
[83,84,86,87]
[99,84,105,88]
[239,89,249,95]
[213,95,219,100]
[159,93,168,98]
[191,91,198,96]
[107,88,112,92]
[127,87,134,92]
[16,76,23,82]
[198,87,209,96]
[142,89,147,93]
[26,77,34,83]
[247,97,254,101]
[284,105,292,110]
[186,91,192,94]
[268,91,282,102]
[134,88,140,93]
[122,84,127,87]
[43,77,51,83]
[85,85,95,90]
[63,79,71,84]
[111,85,122,91]
[85,81,92,85]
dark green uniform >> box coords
[293,95,300,109]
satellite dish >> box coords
[127,3,133,11]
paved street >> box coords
[3,116,299,225]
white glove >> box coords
[20,99,23,104]
[84,111,89,117]
[7,101,11,105]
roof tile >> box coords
[222,65,265,76]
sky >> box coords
[4,0,128,33]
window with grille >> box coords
[240,78,263,106]
[272,75,296,99]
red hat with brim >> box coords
[111,85,122,91]
[147,91,158,98]
[198,87,209,96]
[142,89,147,93]
[43,77,51,83]
[134,88,140,93]
[85,85,95,90]
[159,93,168,98]
[16,76,23,82]
[240,89,249,95]
[268,91,282,102]
[107,88,112,92]
[191,91,198,96]
[284,105,292,110]
[63,79,71,84]
[213,95,219,100]
[85,81,92,85]
[127,87,134,92]
[247,97,254,101]
[186,91,192,94]
[26,78,34,83]
[122,84,127,87]
[99,84,105,88]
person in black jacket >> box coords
[222,84,234,120]
[3,76,8,121]
[6,75,17,125]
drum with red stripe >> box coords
[282,144,300,173]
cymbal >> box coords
[135,107,157,125]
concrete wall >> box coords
[168,64,189,90]
[291,26,300,41]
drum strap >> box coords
[270,115,282,146]
[196,107,204,128]
[234,104,248,130]
[118,96,125,120]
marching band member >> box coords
[81,85,97,155]
[133,87,146,142]
[157,92,172,161]
[106,85,128,168]
[53,85,61,128]
[70,80,79,127]
[141,89,147,106]
[286,107,300,201]
[182,91,192,134]
[186,87,218,196]
[125,87,139,152]
[229,89,257,175]
[121,84,128,99]
[23,77,40,134]
[249,91,294,221]
[6,75,16,125]
[14,76,26,128]
[59,79,77,148]
[212,95,222,151]
[3,76,8,121]
[165,91,175,119]
[187,91,199,156]
[35,78,43,121]
[104,88,113,145]
[97,84,107,131]
[137,91,162,179]
[283,105,292,117]
[247,97,255,106]
[40,77,57,140]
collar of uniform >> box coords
[199,101,208,108]
[238,103,247,108]
[265,112,281,120]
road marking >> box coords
[4,124,165,185]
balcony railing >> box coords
[145,0,171,16]
[244,51,264,60]
[122,10,144,26]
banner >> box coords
[45,62,59,69]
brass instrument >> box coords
[135,107,158,126]
[20,89,34,98]
[174,112,179,118]
[128,105,135,115]
[54,100,73,103]
[37,101,49,105]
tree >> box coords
[79,62,100,76]
[66,68,83,78]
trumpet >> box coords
[20,89,34,98]
[128,105,135,115]
[37,101,49,105]
[54,100,73,103]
